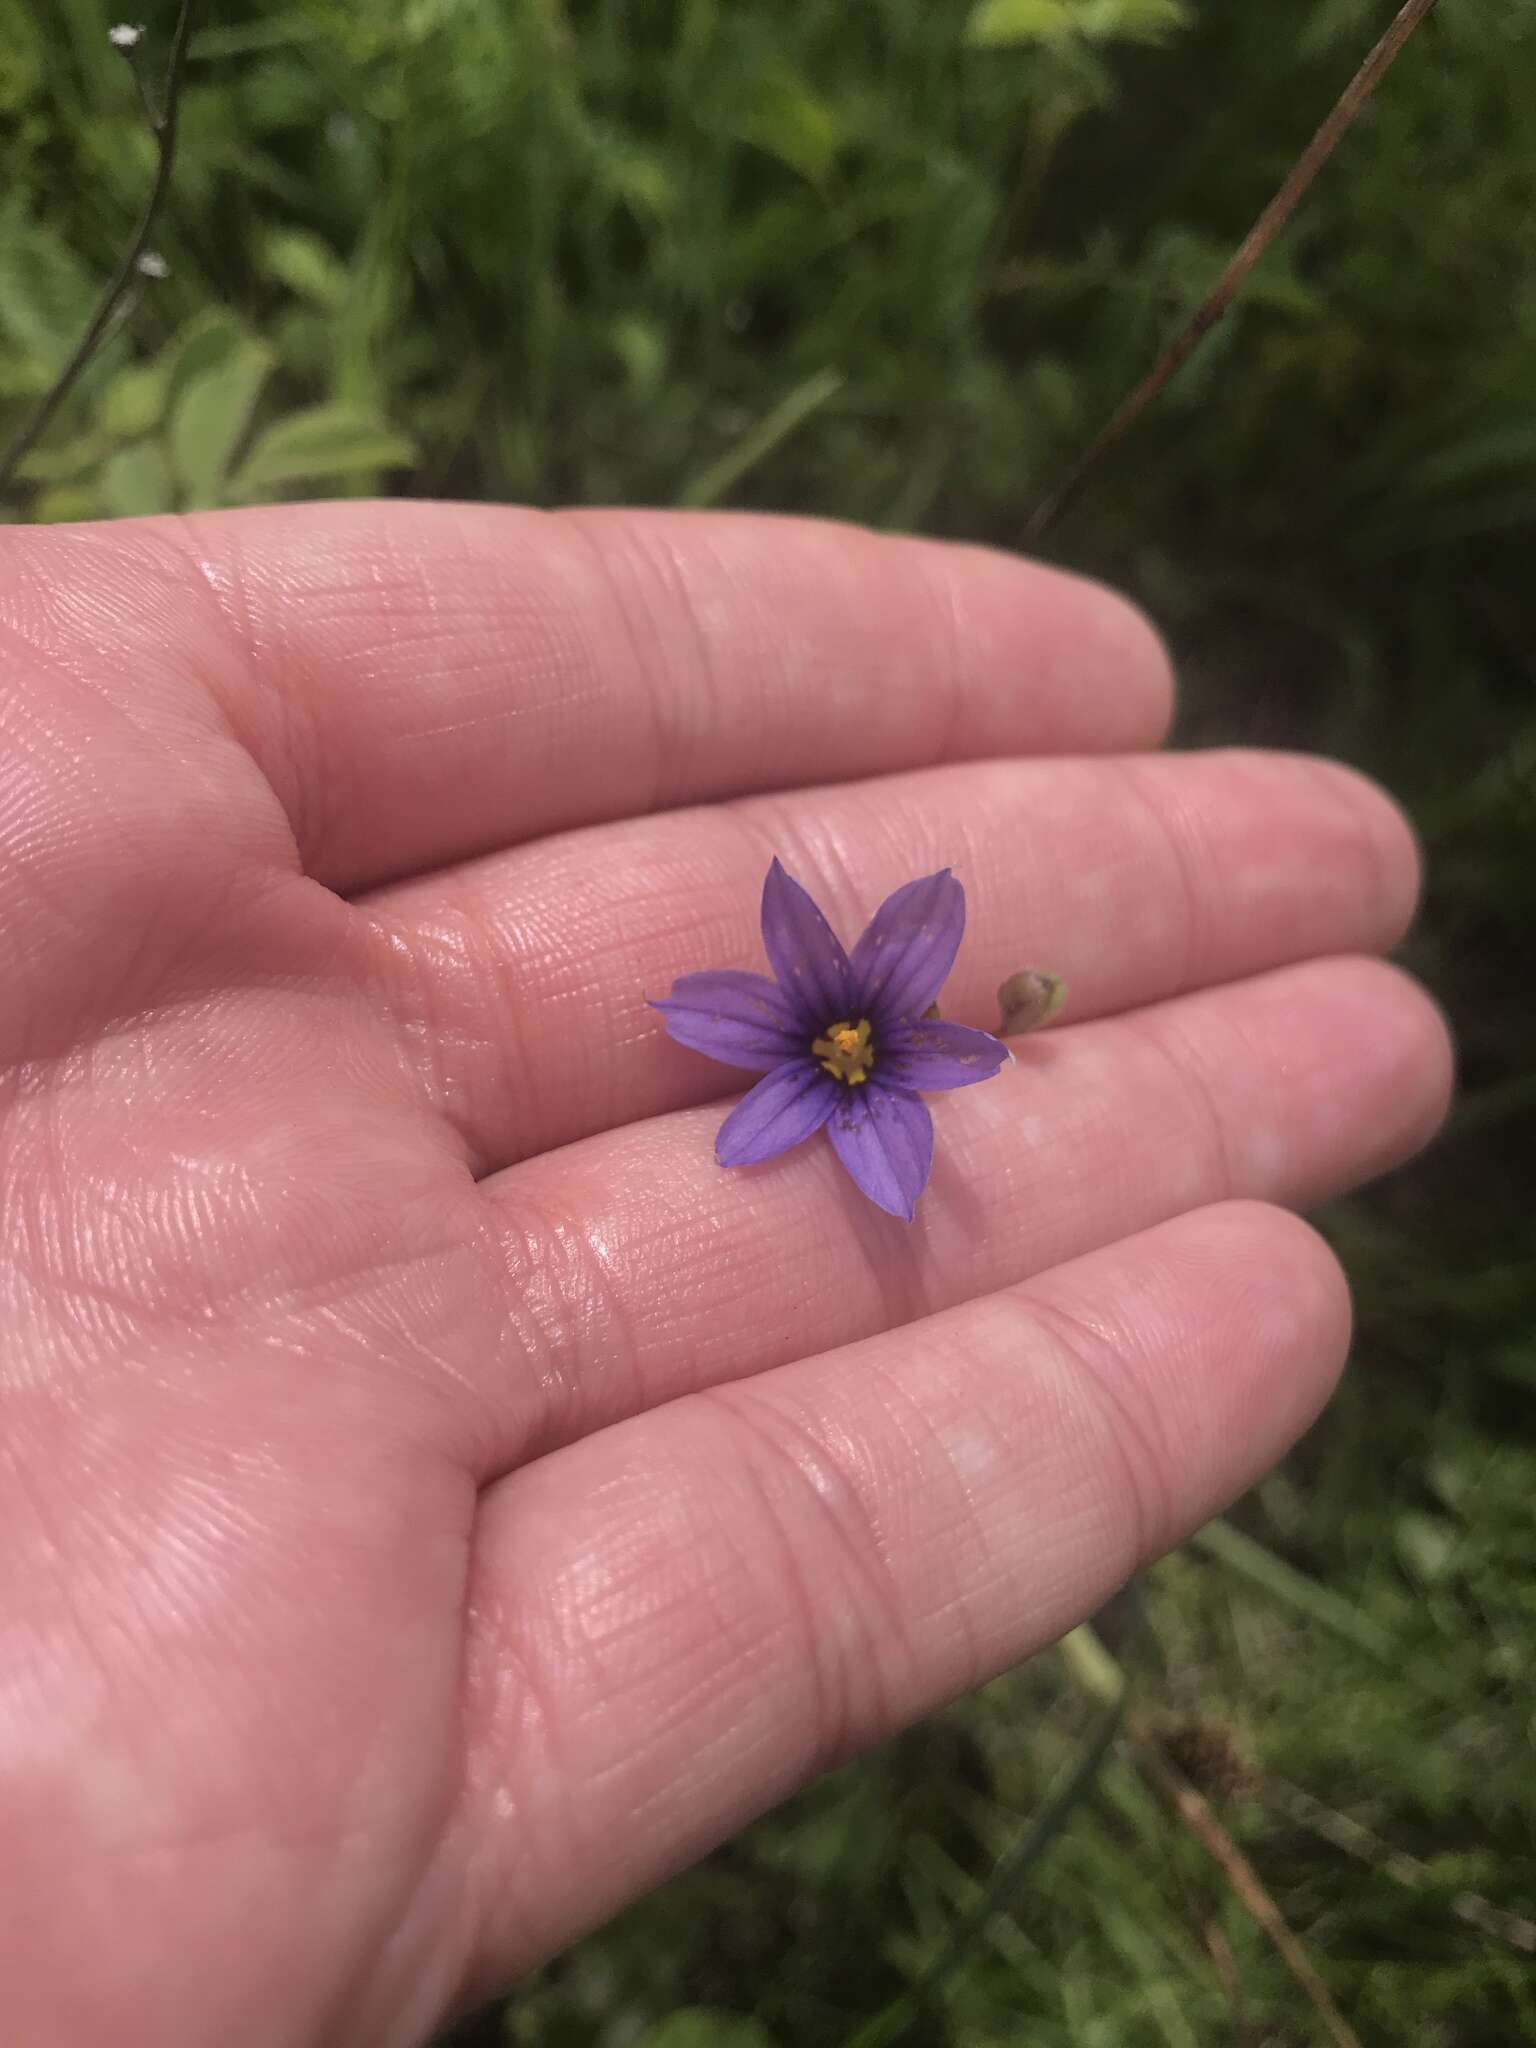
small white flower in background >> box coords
[108,22,144,49]
[136,251,170,279]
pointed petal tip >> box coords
[760,857,854,1023]
[881,1017,1009,1092]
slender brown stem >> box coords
[0,0,202,500]
[1134,1724,1364,2048]
[1025,0,1443,542]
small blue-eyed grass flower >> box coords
[652,859,1011,1221]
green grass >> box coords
[5,2,1535,2042]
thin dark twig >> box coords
[0,0,203,499]
[1271,1777,1536,1956]
[124,45,166,135]
[1025,0,1443,542]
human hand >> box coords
[0,504,1450,2045]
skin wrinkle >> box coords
[1134,1001,1242,1207]
[1017,1286,1179,1572]
[366,899,528,1177]
[45,868,352,1041]
[306,513,432,881]
[0,1438,136,1715]
[199,556,324,872]
[486,1183,638,1460]
[842,1349,992,1694]
[563,510,703,818]
[99,514,314,835]
[645,1194,814,1380]
[913,545,975,770]
[3,525,300,872]
[701,1382,916,1774]
[1107,753,1209,995]
[523,1477,738,1743]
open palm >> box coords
[0,504,1449,2046]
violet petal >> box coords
[880,1017,1010,1092]
[715,1059,838,1167]
[827,1083,934,1220]
[848,869,965,1024]
[653,969,807,1072]
[761,858,853,1027]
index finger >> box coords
[21,503,1172,891]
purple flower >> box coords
[653,860,1009,1220]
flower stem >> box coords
[1025,0,1444,543]
[0,0,203,501]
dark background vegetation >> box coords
[4,1,1533,2040]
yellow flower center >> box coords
[812,1017,875,1086]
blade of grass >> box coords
[1190,1518,1398,1662]
[679,367,844,508]
[840,1626,1132,2048]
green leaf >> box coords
[229,405,416,500]
[609,314,667,395]
[0,203,97,368]
[964,0,1188,43]
[964,0,1073,47]
[737,70,844,186]
[162,311,254,408]
[96,362,172,441]
[14,429,109,483]
[595,143,678,221]
[1396,1511,1461,1586]
[1077,0,1191,41]
[99,441,174,518]
[32,485,100,524]
[170,339,274,507]
[632,2013,778,2048]
[260,227,349,308]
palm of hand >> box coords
[0,505,1448,2046]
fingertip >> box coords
[1069,568,1177,747]
[930,540,1176,754]
[1333,955,1457,1165]
[1303,756,1426,951]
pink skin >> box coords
[0,505,1451,2046]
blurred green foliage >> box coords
[4,0,1534,2041]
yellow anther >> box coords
[812,1017,875,1086]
